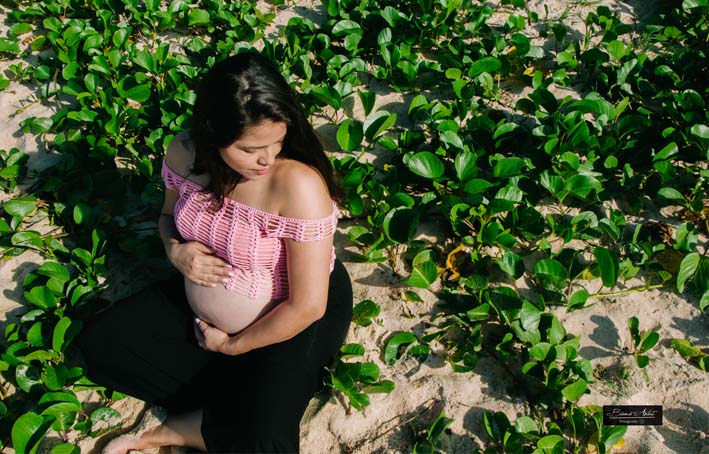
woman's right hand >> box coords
[168,241,233,287]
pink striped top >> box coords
[162,160,339,300]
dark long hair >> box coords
[190,52,343,207]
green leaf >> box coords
[514,416,538,434]
[639,331,659,352]
[653,142,678,161]
[39,391,81,407]
[352,300,380,327]
[12,412,53,454]
[89,407,122,434]
[670,338,701,358]
[492,123,520,140]
[53,317,82,353]
[408,94,430,121]
[537,434,563,451]
[384,331,418,365]
[529,342,551,361]
[27,321,47,347]
[376,5,400,25]
[439,130,464,150]
[339,343,365,359]
[405,152,444,179]
[600,426,627,452]
[454,151,477,181]
[635,354,649,368]
[404,260,438,288]
[427,410,454,441]
[463,178,495,194]
[533,258,567,287]
[188,8,210,26]
[684,0,709,8]
[567,289,588,312]
[67,110,98,122]
[564,174,602,200]
[16,364,42,393]
[561,379,587,401]
[690,124,709,139]
[10,23,33,36]
[132,50,155,73]
[62,62,81,80]
[493,157,526,178]
[404,290,423,303]
[42,365,70,390]
[73,203,92,225]
[336,119,364,152]
[548,316,566,345]
[332,20,362,37]
[606,40,627,60]
[361,379,395,394]
[42,401,81,416]
[24,286,58,309]
[657,187,684,201]
[628,316,640,346]
[519,300,541,332]
[358,91,375,117]
[0,37,21,54]
[3,196,38,218]
[112,28,130,48]
[469,57,501,77]
[52,443,80,454]
[677,252,700,293]
[700,289,709,312]
[498,252,524,279]
[594,246,619,288]
[12,230,43,249]
[383,207,418,243]
[364,110,396,141]
[123,84,151,103]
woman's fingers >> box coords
[193,261,233,286]
[173,241,234,286]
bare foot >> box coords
[102,433,158,454]
[101,407,167,454]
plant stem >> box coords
[588,283,669,299]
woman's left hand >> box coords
[194,318,235,354]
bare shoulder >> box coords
[274,159,333,219]
[165,131,195,176]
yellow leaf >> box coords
[446,244,466,281]
[611,438,626,451]
[656,249,684,273]
[523,66,535,76]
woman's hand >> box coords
[194,318,240,355]
[168,241,233,287]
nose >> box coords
[257,146,277,167]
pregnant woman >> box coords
[78,52,353,453]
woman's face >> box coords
[219,120,287,180]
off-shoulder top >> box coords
[161,160,338,301]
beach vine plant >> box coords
[0,0,707,452]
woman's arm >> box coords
[196,162,335,355]
[197,235,332,354]
[160,138,232,286]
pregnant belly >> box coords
[185,278,280,334]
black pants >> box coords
[78,259,352,453]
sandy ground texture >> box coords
[1,1,708,453]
